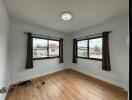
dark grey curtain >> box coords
[102,32,111,71]
[72,39,77,63]
[59,38,64,63]
[26,33,33,69]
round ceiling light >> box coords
[61,12,73,21]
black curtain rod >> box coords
[24,32,61,40]
[75,31,112,40]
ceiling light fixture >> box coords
[61,12,73,21]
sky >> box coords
[33,38,102,48]
[89,38,102,47]
[33,38,59,47]
[33,38,48,47]
[78,38,102,48]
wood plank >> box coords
[6,69,128,100]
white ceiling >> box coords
[4,0,129,33]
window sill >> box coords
[77,57,102,61]
[33,56,59,60]
[88,58,102,61]
[77,57,88,59]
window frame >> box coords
[32,36,60,60]
[77,36,103,61]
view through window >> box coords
[33,37,59,59]
[49,40,59,57]
[89,38,102,59]
[33,38,48,58]
[77,40,88,57]
[77,37,102,60]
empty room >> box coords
[0,0,129,100]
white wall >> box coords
[70,13,129,91]
[10,21,69,84]
[0,0,10,99]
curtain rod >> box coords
[75,31,112,40]
[24,32,62,40]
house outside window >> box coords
[33,37,59,60]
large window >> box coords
[77,37,102,60]
[33,37,59,60]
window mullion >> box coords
[87,39,89,59]
[47,39,49,58]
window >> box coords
[77,37,102,60]
[89,38,102,59]
[33,37,59,60]
[77,40,88,58]
[33,38,48,58]
[49,40,59,57]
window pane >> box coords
[77,40,88,47]
[89,38,102,59]
[49,40,59,57]
[77,40,88,57]
[33,38,48,58]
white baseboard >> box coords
[1,94,6,100]
[71,67,127,91]
[122,85,129,92]
[1,86,10,100]
[1,92,8,100]
[10,67,67,85]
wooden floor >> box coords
[6,69,128,100]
